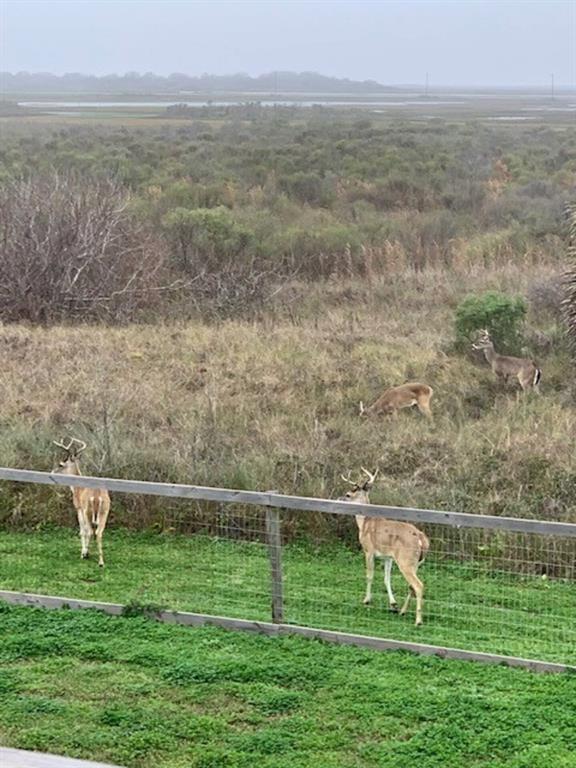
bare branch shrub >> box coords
[0,173,170,323]
[186,266,278,320]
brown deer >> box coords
[338,468,429,626]
[359,383,433,419]
[472,329,541,392]
[52,438,111,567]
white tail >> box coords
[359,382,433,418]
[52,438,111,567]
[338,468,429,626]
[472,330,541,392]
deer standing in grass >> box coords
[338,468,429,626]
[359,383,433,419]
[472,329,541,392]
[52,438,110,567]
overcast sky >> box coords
[1,0,574,87]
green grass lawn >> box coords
[0,528,574,665]
[0,603,575,768]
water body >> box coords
[485,116,536,121]
[19,99,466,109]
[521,106,576,112]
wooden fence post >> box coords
[265,505,284,623]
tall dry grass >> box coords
[0,262,573,535]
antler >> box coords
[361,466,379,485]
[53,438,74,453]
[69,438,87,455]
[340,473,358,487]
[52,437,87,456]
[359,401,366,416]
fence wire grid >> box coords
[0,469,575,669]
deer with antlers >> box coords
[359,383,433,419]
[339,468,429,626]
[52,438,111,567]
[472,329,541,392]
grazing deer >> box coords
[52,438,111,567]
[338,468,429,626]
[472,329,541,392]
[359,383,433,419]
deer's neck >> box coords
[64,462,82,498]
[482,344,497,364]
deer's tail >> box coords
[418,532,430,564]
[533,367,542,388]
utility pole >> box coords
[425,71,430,97]
[550,73,555,100]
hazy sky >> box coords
[1,0,574,87]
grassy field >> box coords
[1,103,575,765]
[1,262,575,675]
[0,264,573,528]
[0,527,574,665]
[1,602,575,768]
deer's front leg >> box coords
[363,551,374,604]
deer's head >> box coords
[52,438,87,475]
[472,328,493,351]
[337,467,379,503]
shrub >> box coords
[162,206,253,273]
[277,171,335,207]
[455,291,527,352]
[527,275,564,321]
[0,172,170,324]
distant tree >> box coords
[0,70,389,94]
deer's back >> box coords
[372,382,431,410]
[492,352,536,371]
[360,516,426,560]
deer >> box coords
[359,383,433,419]
[338,468,429,626]
[52,438,111,567]
[472,329,541,392]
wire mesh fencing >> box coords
[0,468,575,670]
[281,520,576,665]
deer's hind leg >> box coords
[518,369,540,394]
[416,398,432,418]
[77,509,92,559]
[397,559,424,627]
[94,497,110,568]
[383,557,398,611]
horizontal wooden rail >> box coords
[0,590,573,674]
[1,467,576,537]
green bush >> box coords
[162,206,254,272]
[455,291,527,353]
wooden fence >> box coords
[1,466,575,674]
